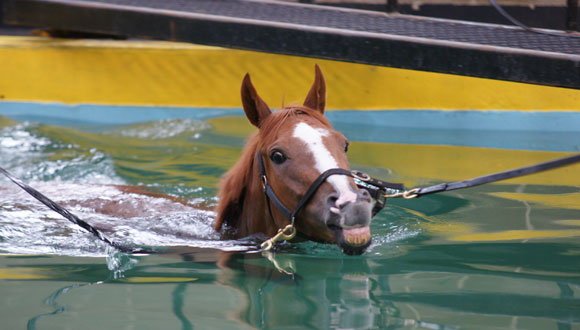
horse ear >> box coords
[241,73,271,128]
[303,64,326,114]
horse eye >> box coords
[270,151,287,164]
[344,141,349,153]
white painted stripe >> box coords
[292,122,356,206]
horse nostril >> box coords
[327,194,343,215]
[338,200,351,210]
[358,189,372,203]
[327,194,338,207]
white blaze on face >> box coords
[292,122,357,207]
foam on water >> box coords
[106,118,211,140]
[0,179,251,256]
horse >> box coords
[214,65,374,255]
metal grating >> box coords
[88,0,580,55]
[3,0,580,88]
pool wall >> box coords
[0,36,579,111]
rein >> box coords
[389,153,580,199]
[0,167,153,254]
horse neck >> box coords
[216,135,278,238]
[238,165,277,236]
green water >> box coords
[1,112,579,329]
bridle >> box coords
[256,151,403,249]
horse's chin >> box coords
[329,225,372,256]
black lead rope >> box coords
[409,153,580,198]
[0,167,153,254]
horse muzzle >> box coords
[325,189,373,255]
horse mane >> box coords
[214,106,330,232]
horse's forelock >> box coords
[258,107,330,147]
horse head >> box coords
[215,65,373,255]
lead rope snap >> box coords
[384,188,420,199]
[260,224,297,251]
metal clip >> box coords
[351,170,371,182]
[261,175,268,190]
[260,224,297,251]
[384,188,420,199]
[403,188,420,199]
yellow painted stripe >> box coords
[423,221,580,244]
[348,142,580,187]
[451,230,580,242]
[0,267,52,280]
[555,220,580,226]
[490,192,580,210]
[1,36,579,110]
[422,222,475,235]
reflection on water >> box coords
[1,113,580,329]
[3,242,579,329]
